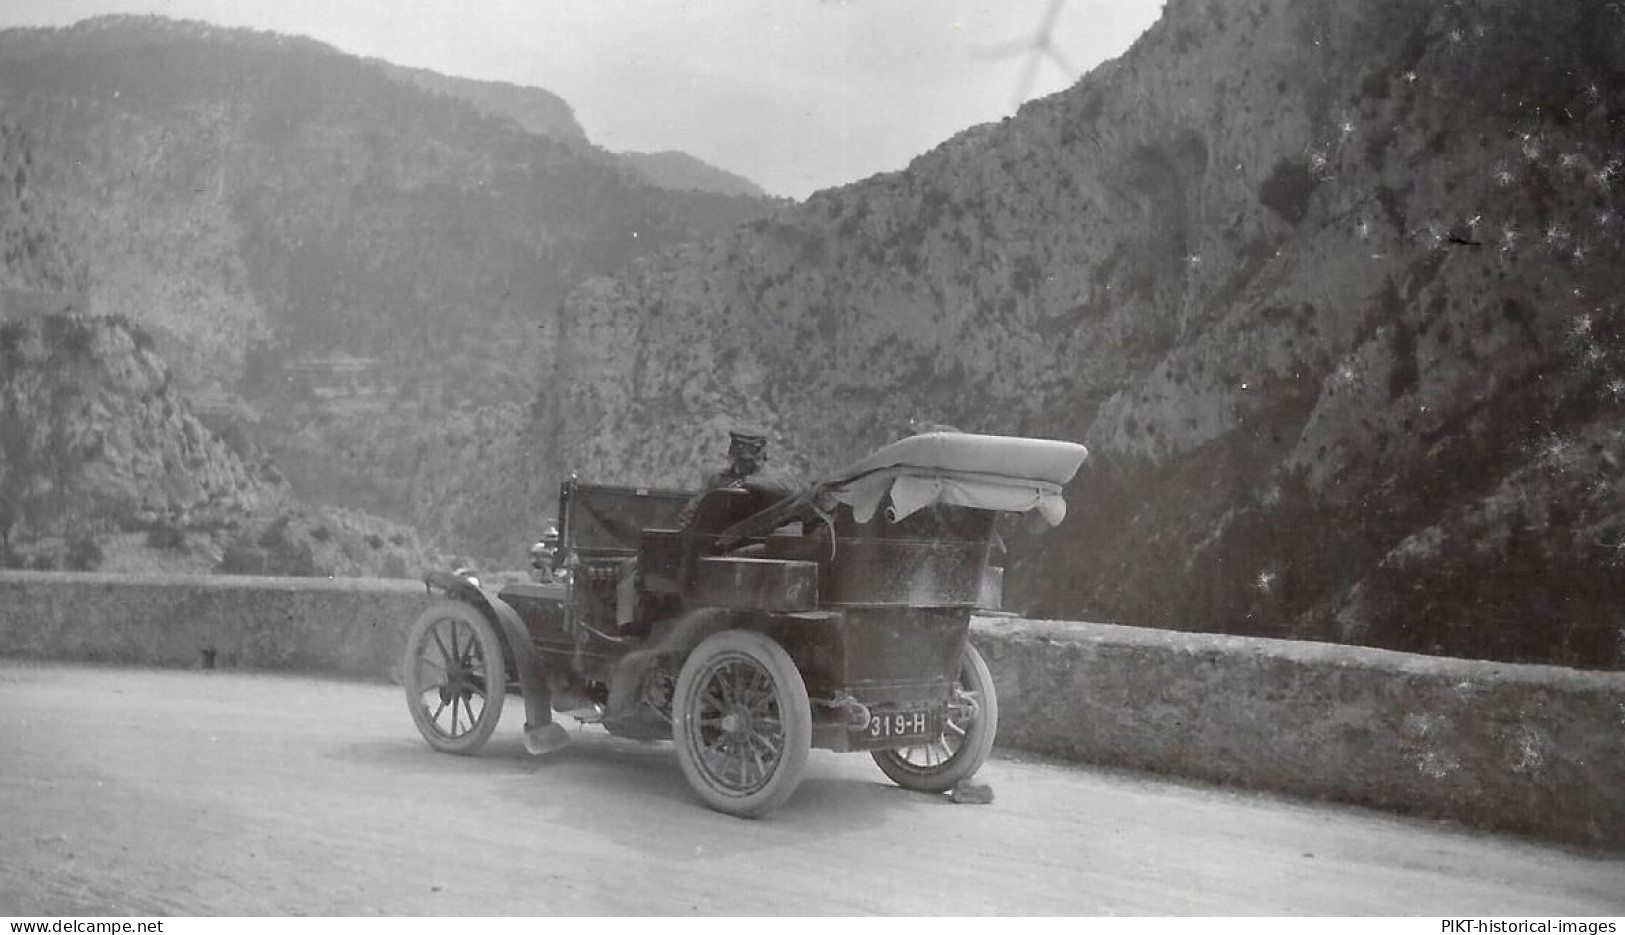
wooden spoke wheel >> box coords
[673,630,812,818]
[871,641,998,793]
[402,601,506,755]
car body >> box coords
[402,431,1087,817]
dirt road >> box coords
[1,661,1619,916]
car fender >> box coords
[423,573,554,729]
[604,606,741,716]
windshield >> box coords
[565,484,690,553]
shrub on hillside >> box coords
[1259,157,1317,225]
[64,533,103,571]
[218,545,269,575]
[145,521,187,549]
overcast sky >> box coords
[0,0,1165,199]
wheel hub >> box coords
[438,664,473,702]
[719,706,750,735]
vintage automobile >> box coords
[401,431,1087,817]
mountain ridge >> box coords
[614,150,766,198]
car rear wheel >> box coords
[403,600,506,755]
[673,630,812,818]
[871,641,998,793]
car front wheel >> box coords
[402,600,506,755]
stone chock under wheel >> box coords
[950,778,995,804]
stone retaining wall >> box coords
[2,571,1620,848]
[971,617,1625,850]
[0,571,423,678]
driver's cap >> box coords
[728,426,769,452]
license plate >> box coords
[853,706,939,747]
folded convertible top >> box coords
[820,432,1089,526]
[826,432,1088,485]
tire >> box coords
[871,641,998,793]
[673,630,812,818]
[402,600,507,755]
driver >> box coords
[676,426,796,529]
[674,427,800,589]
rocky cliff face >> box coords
[0,308,445,577]
[0,114,438,578]
[0,121,82,304]
[0,15,776,549]
[543,0,1625,667]
[0,311,280,553]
